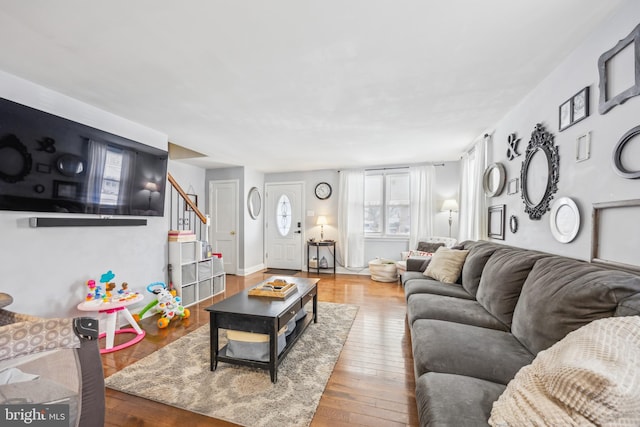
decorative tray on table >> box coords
[248,279,297,299]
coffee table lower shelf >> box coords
[215,313,314,375]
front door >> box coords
[265,182,304,270]
[210,180,238,274]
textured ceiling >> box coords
[0,1,626,172]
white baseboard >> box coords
[238,263,266,276]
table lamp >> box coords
[316,215,327,241]
[441,199,459,238]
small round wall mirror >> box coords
[56,154,85,177]
[248,187,262,219]
[482,163,506,197]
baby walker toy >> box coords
[134,282,190,328]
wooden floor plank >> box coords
[103,271,417,426]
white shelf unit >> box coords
[169,241,226,307]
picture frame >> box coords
[53,180,79,200]
[185,194,198,211]
[36,162,51,174]
[591,199,640,273]
[598,23,640,114]
[507,178,519,195]
[488,204,506,240]
[559,87,589,131]
[575,132,591,162]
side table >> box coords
[77,294,145,354]
[307,240,336,274]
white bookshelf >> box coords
[168,241,225,307]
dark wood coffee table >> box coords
[205,276,319,383]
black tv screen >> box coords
[0,98,168,216]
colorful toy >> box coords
[133,282,190,328]
[84,272,140,304]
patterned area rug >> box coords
[105,302,359,427]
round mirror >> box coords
[56,154,85,177]
[520,123,559,220]
[247,187,262,219]
[482,163,506,197]
[0,134,32,183]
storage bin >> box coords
[180,284,196,306]
[368,259,398,282]
[198,259,212,279]
[226,326,287,362]
[213,276,225,295]
[198,279,212,299]
[181,264,197,284]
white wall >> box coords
[0,70,169,318]
[243,167,265,275]
[486,0,640,264]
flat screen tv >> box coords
[0,97,168,216]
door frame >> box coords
[209,179,239,275]
[264,181,306,269]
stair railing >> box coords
[167,172,210,243]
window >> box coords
[364,170,410,236]
[276,194,292,236]
[99,148,124,205]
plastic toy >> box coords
[133,282,190,328]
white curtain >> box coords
[459,135,488,241]
[337,169,365,268]
[409,165,435,249]
[85,139,108,207]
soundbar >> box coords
[29,217,147,228]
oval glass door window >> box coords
[276,194,292,236]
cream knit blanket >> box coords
[490,316,640,426]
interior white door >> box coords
[265,183,304,270]
[210,180,238,274]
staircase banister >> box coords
[167,173,208,225]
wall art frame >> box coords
[53,180,79,200]
[247,187,262,219]
[507,178,519,195]
[509,215,518,234]
[591,199,640,273]
[482,163,506,197]
[520,123,560,220]
[488,204,506,240]
[559,87,589,131]
[185,194,198,212]
[576,132,591,162]
[612,124,640,179]
[598,23,640,114]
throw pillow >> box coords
[416,241,445,253]
[408,250,432,258]
[489,316,640,426]
[423,247,469,283]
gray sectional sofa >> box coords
[402,240,640,426]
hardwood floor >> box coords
[103,271,418,426]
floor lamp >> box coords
[441,199,459,238]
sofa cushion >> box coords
[417,242,445,253]
[406,257,432,272]
[475,249,548,327]
[411,319,534,384]
[460,241,501,297]
[424,247,469,284]
[407,294,508,331]
[511,256,640,355]
[416,372,506,427]
[490,316,640,426]
[404,277,474,301]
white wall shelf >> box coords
[169,241,225,307]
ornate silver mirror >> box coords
[482,163,506,197]
[247,187,262,219]
[520,123,559,220]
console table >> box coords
[307,240,336,274]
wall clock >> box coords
[315,182,332,200]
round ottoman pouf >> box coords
[368,259,398,282]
